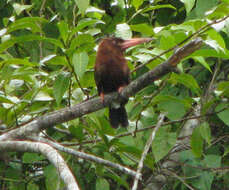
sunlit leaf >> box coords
[13,3,33,15]
[115,23,132,39]
[74,0,89,15]
[191,126,204,157]
[72,51,89,79]
[53,72,71,106]
[152,126,177,162]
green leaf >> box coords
[191,126,204,157]
[70,18,104,39]
[180,0,196,13]
[69,125,84,141]
[0,58,38,67]
[216,103,229,126]
[0,35,63,53]
[53,73,71,106]
[115,23,132,39]
[217,81,229,97]
[70,34,94,52]
[169,73,201,95]
[142,4,176,13]
[132,0,144,10]
[152,126,177,162]
[72,51,89,79]
[191,49,229,59]
[0,95,14,104]
[8,17,47,33]
[96,178,110,190]
[23,153,44,163]
[199,122,211,145]
[206,29,226,52]
[204,154,221,168]
[193,56,212,72]
[44,165,60,190]
[130,23,154,36]
[13,3,33,15]
[57,21,68,45]
[74,0,89,15]
[157,99,186,120]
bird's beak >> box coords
[121,38,153,50]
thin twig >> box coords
[163,169,196,190]
[132,113,166,190]
[63,106,228,146]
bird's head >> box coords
[98,37,152,54]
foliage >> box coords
[0,0,229,190]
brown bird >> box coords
[94,37,152,128]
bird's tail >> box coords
[109,106,128,128]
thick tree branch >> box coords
[0,141,79,190]
[0,38,202,141]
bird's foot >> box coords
[118,86,126,93]
[100,92,105,104]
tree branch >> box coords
[0,141,79,190]
[0,38,203,141]
[132,113,166,190]
[29,136,138,178]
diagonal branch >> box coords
[29,136,138,178]
[131,113,166,190]
[0,141,79,190]
[0,38,203,141]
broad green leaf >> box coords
[8,17,47,33]
[169,73,201,95]
[130,23,154,36]
[188,0,218,18]
[132,0,144,10]
[57,21,68,44]
[206,29,226,52]
[204,154,221,168]
[207,3,229,19]
[70,18,104,39]
[158,99,186,120]
[69,125,84,141]
[53,73,71,106]
[191,49,229,59]
[192,172,214,190]
[191,126,204,157]
[0,95,14,104]
[115,23,132,39]
[193,56,212,72]
[74,0,89,15]
[72,51,89,79]
[216,103,229,126]
[180,0,196,13]
[0,58,38,67]
[46,56,68,66]
[13,3,33,15]
[44,165,60,190]
[103,172,129,189]
[199,122,211,145]
[217,81,229,97]
[152,126,177,162]
[34,91,53,101]
[142,4,176,13]
[70,34,94,51]
[0,35,63,53]
[23,153,44,163]
[96,178,109,190]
